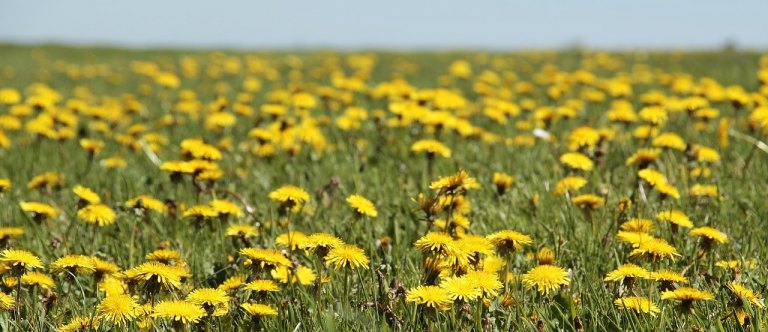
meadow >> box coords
[0,44,766,331]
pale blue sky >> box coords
[1,0,767,50]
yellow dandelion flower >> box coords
[98,293,140,326]
[649,269,688,284]
[652,133,686,151]
[0,292,13,311]
[239,248,291,270]
[151,300,206,324]
[616,231,658,247]
[0,227,24,241]
[414,232,456,256]
[183,205,218,219]
[268,185,310,205]
[346,194,378,217]
[604,264,650,282]
[630,239,680,261]
[77,204,117,226]
[244,279,280,293]
[521,265,570,295]
[464,270,504,298]
[58,316,99,332]
[241,303,278,317]
[429,170,480,195]
[125,195,167,213]
[50,255,96,275]
[19,201,59,220]
[122,261,184,290]
[0,178,10,192]
[210,199,244,218]
[492,172,515,195]
[187,288,230,316]
[571,194,605,209]
[146,249,182,264]
[1,249,44,272]
[275,231,309,250]
[688,184,718,198]
[225,224,260,238]
[73,185,101,204]
[620,219,655,233]
[656,210,693,228]
[271,265,317,285]
[661,287,713,302]
[218,275,247,292]
[637,169,667,186]
[325,244,369,270]
[554,176,587,195]
[486,230,533,253]
[439,276,482,302]
[406,285,453,311]
[727,281,764,308]
[689,226,728,244]
[20,271,55,289]
[614,296,660,316]
[79,138,105,154]
[411,139,452,158]
[560,152,594,171]
[625,148,661,167]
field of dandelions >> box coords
[0,44,767,331]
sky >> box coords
[1,0,767,50]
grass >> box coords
[0,43,766,331]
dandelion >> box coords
[125,195,167,213]
[614,296,660,316]
[302,232,344,258]
[649,270,688,291]
[346,194,378,217]
[464,270,504,298]
[151,300,206,324]
[553,176,587,195]
[411,139,452,158]
[20,271,55,290]
[656,209,693,230]
[239,248,291,271]
[429,170,480,196]
[571,194,605,209]
[486,230,533,254]
[414,232,456,256]
[58,316,99,332]
[98,293,140,326]
[244,279,280,294]
[226,224,260,240]
[19,201,58,221]
[492,172,514,195]
[73,185,101,205]
[77,204,117,226]
[560,152,594,171]
[439,276,482,302]
[604,264,650,283]
[1,249,43,274]
[268,185,310,206]
[187,288,230,316]
[630,239,681,261]
[625,148,661,168]
[218,275,247,292]
[271,265,317,285]
[661,287,713,312]
[146,249,182,264]
[50,255,96,275]
[275,231,309,251]
[325,244,369,270]
[241,302,278,317]
[689,226,728,249]
[0,292,14,311]
[522,265,570,295]
[210,199,244,218]
[406,285,453,311]
[727,281,764,308]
